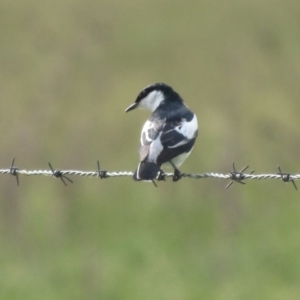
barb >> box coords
[226,162,255,189]
[9,157,19,186]
[96,160,107,179]
[0,159,299,190]
[277,165,298,190]
[48,162,73,186]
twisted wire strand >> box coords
[1,168,300,180]
[0,158,299,190]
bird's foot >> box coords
[169,160,182,182]
[172,168,182,182]
[156,169,166,181]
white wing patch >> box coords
[168,114,198,148]
[140,120,152,145]
[175,114,198,139]
[148,132,164,162]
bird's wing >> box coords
[156,116,198,164]
[139,115,198,164]
[139,119,164,162]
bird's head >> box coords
[125,83,181,113]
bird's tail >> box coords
[133,162,161,181]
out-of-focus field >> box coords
[1,0,300,299]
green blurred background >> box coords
[1,0,300,299]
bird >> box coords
[125,83,198,183]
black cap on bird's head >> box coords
[125,83,182,113]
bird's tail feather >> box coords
[133,162,161,181]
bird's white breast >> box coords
[162,150,193,169]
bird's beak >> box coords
[125,102,138,113]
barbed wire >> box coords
[0,158,299,190]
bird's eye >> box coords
[139,92,147,100]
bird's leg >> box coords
[169,160,182,182]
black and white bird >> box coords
[125,83,198,183]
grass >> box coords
[1,0,300,299]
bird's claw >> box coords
[172,168,182,182]
[157,169,166,181]
[168,160,182,182]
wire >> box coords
[0,159,298,190]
